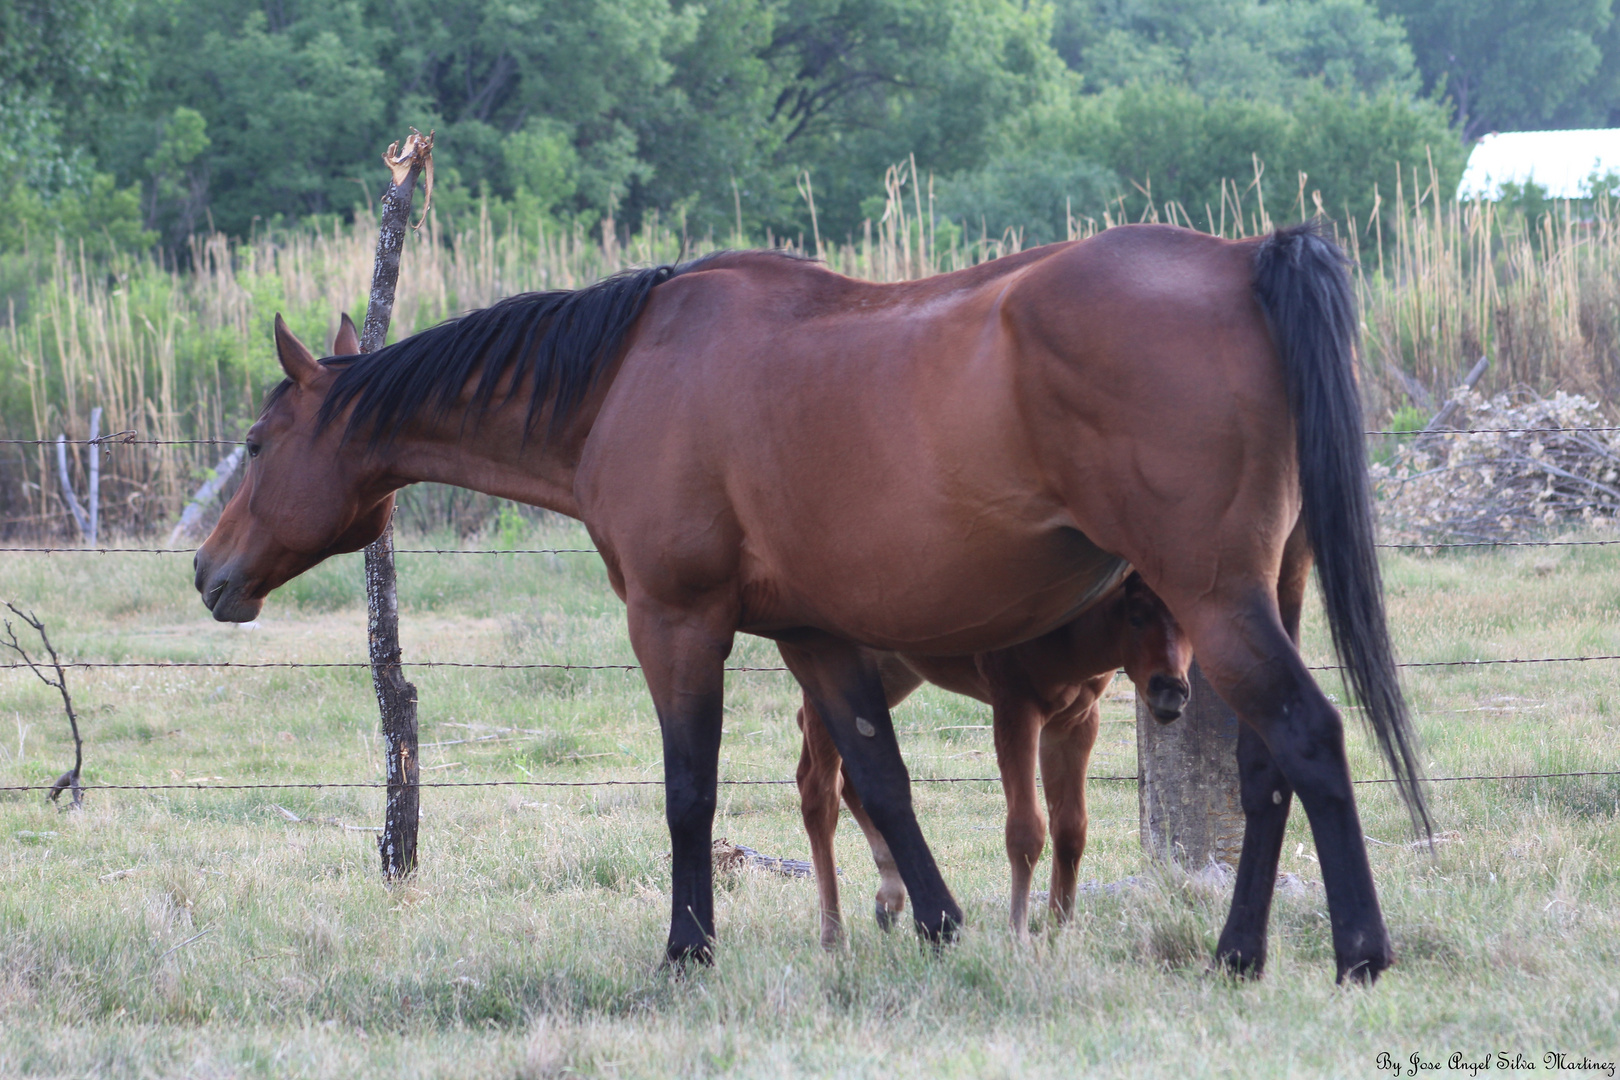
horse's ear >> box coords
[334,312,360,356]
[274,314,321,387]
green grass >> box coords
[2,520,1619,1078]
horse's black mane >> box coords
[292,250,796,446]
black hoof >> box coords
[912,904,963,950]
[663,939,714,970]
[874,901,900,932]
[1213,943,1267,980]
[1335,953,1391,985]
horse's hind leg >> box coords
[1175,577,1391,983]
[987,677,1046,938]
[796,696,847,949]
[778,632,962,943]
[1215,528,1310,977]
[1039,695,1102,926]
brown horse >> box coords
[796,571,1192,946]
[195,222,1427,982]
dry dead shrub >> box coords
[1373,389,1620,543]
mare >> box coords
[194,222,1428,982]
[795,571,1192,946]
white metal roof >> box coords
[1458,129,1620,199]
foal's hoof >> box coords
[874,901,902,932]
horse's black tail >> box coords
[1252,221,1431,838]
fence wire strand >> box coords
[3,770,1616,796]
[9,426,1618,448]
[7,654,1620,674]
[9,538,1620,554]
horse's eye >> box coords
[246,441,261,459]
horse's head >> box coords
[1117,572,1192,723]
[194,314,395,622]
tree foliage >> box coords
[1378,0,1617,138]
[2,0,1608,260]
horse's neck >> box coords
[382,398,592,518]
[1060,600,1124,671]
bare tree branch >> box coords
[2,602,84,808]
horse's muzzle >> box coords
[1145,674,1191,723]
[195,553,264,623]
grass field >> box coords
[2,517,1619,1078]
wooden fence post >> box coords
[358,130,433,881]
[1137,660,1244,871]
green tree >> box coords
[131,1,388,235]
[1053,0,1418,103]
[142,106,211,247]
[1378,0,1613,137]
[760,0,1073,238]
[372,0,694,217]
[0,0,142,193]
[935,149,1119,243]
[1031,80,1461,229]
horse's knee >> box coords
[665,785,716,836]
[1048,812,1086,868]
[1004,812,1046,870]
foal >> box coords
[796,572,1192,945]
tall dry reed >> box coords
[3,158,1617,538]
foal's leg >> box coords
[625,597,735,964]
[796,696,848,949]
[989,684,1046,938]
[778,633,962,943]
[1039,694,1102,925]
[1174,577,1391,984]
[1215,526,1309,977]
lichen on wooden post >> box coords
[1137,660,1244,871]
[358,128,433,881]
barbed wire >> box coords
[7,653,1619,675]
[0,437,231,446]
[8,538,1620,556]
[0,546,598,555]
[2,769,1615,795]
[7,425,1619,450]
[1366,426,1620,436]
[1376,539,1620,549]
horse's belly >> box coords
[739,524,1128,655]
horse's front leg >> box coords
[627,597,733,965]
[778,632,963,944]
[989,687,1046,938]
